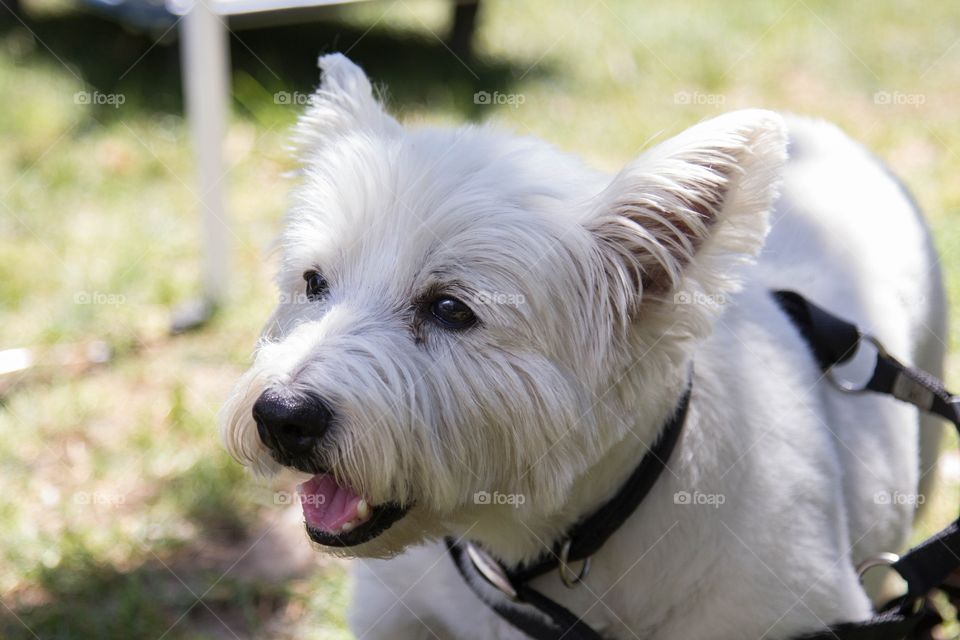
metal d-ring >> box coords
[855,552,924,613]
[466,542,519,600]
[558,539,591,588]
[826,334,890,394]
[856,551,901,581]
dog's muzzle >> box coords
[252,388,410,546]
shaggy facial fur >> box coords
[221,54,946,639]
[221,53,784,559]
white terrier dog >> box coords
[220,54,946,639]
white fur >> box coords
[220,54,947,639]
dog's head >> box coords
[220,54,787,559]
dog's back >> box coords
[752,116,947,559]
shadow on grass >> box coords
[0,544,291,640]
[0,457,306,640]
[1,4,542,122]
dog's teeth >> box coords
[357,500,369,519]
[341,521,355,533]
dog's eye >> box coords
[303,270,329,300]
[429,296,477,330]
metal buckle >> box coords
[855,552,925,614]
[826,334,889,394]
[465,542,519,600]
[558,539,591,588]
[856,551,900,581]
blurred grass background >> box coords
[1,0,959,637]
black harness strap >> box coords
[771,290,863,370]
[792,600,943,640]
[773,290,960,426]
[445,291,960,640]
[446,382,692,640]
[448,540,606,640]
[773,290,960,640]
[894,519,960,600]
[510,381,692,585]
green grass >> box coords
[1,0,959,637]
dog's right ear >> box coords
[585,109,787,322]
[292,53,401,165]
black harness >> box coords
[445,290,960,640]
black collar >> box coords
[445,377,692,640]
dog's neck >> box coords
[461,359,693,567]
[549,362,691,532]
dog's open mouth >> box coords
[297,473,409,547]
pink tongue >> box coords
[297,473,363,533]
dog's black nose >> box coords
[252,389,333,455]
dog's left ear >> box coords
[587,109,787,315]
[292,53,401,166]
